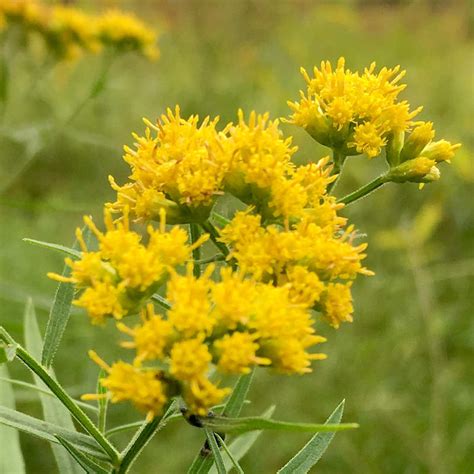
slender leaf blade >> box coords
[23,238,81,259]
[214,434,244,474]
[0,406,108,460]
[209,406,275,474]
[0,365,26,474]
[222,369,254,418]
[41,227,90,368]
[204,427,226,474]
[277,400,346,474]
[188,371,255,474]
[201,415,357,434]
[56,436,109,474]
[24,298,83,474]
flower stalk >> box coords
[338,174,388,206]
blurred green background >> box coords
[1,0,473,472]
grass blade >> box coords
[277,400,346,473]
[24,298,83,474]
[0,406,109,460]
[56,436,109,474]
[204,427,226,474]
[209,406,275,474]
[201,415,357,434]
[41,227,90,368]
[0,365,26,474]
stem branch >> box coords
[338,175,388,206]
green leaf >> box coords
[222,369,255,418]
[214,434,244,474]
[209,406,275,474]
[204,427,226,474]
[0,341,17,363]
[277,400,346,474]
[151,293,172,310]
[24,298,83,474]
[41,227,90,368]
[0,406,109,461]
[56,436,109,474]
[0,365,26,474]
[188,372,255,474]
[0,376,98,414]
[23,238,81,259]
[187,448,214,474]
[200,415,358,435]
[96,370,108,433]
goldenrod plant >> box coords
[0,59,460,473]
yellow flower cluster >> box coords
[0,1,159,61]
[84,265,327,417]
[49,59,459,419]
[48,208,207,325]
[288,57,419,158]
[108,108,337,224]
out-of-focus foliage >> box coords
[0,1,472,473]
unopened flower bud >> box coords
[422,139,461,163]
[388,157,440,183]
[385,130,405,166]
[399,122,434,162]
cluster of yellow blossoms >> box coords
[49,58,459,419]
[288,58,459,183]
[0,0,159,61]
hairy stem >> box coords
[338,175,388,206]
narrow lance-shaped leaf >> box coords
[200,415,358,435]
[96,370,108,433]
[222,369,254,418]
[56,436,109,474]
[0,406,109,461]
[0,365,26,474]
[188,371,255,474]
[24,298,83,474]
[209,406,276,474]
[23,238,81,259]
[204,427,226,474]
[41,227,91,368]
[214,434,244,474]
[0,376,98,414]
[277,400,346,474]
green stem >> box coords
[64,52,115,127]
[190,224,202,278]
[116,402,176,473]
[327,149,347,194]
[0,328,119,464]
[200,221,230,259]
[337,175,388,206]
